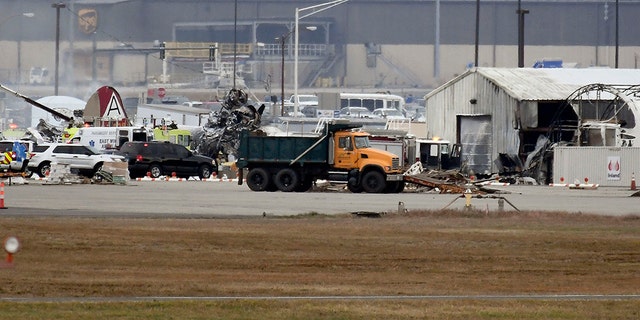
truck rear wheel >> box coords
[361,171,386,193]
[247,168,272,191]
[274,168,299,192]
[295,177,313,192]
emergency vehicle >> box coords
[0,140,33,173]
[63,126,154,151]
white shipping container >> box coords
[553,147,640,187]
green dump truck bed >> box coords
[236,130,330,168]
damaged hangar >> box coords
[424,67,640,183]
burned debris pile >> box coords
[192,89,265,161]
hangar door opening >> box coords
[457,115,492,175]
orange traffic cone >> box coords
[631,172,636,191]
[0,182,7,209]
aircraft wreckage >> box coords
[190,88,265,160]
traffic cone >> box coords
[0,182,7,209]
[631,172,636,191]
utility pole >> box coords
[615,0,619,68]
[474,0,480,67]
[52,3,66,95]
[516,0,529,68]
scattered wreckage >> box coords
[0,84,525,192]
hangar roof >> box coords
[429,68,640,102]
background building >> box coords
[0,0,639,99]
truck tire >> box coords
[361,171,386,193]
[347,177,363,193]
[295,176,313,192]
[274,168,299,192]
[247,168,272,191]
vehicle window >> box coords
[354,136,370,149]
[53,145,73,154]
[0,143,12,152]
[338,136,352,150]
[159,143,174,156]
[33,145,49,152]
[174,145,189,158]
[145,143,159,156]
[362,99,375,111]
[84,145,101,155]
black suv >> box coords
[118,141,217,179]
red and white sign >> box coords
[158,87,166,98]
[607,156,621,180]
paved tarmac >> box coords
[0,178,638,217]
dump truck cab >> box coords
[331,129,404,192]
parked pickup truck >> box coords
[236,119,405,193]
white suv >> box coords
[28,143,125,178]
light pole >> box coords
[278,33,290,116]
[294,0,349,117]
[52,3,66,95]
[279,26,317,117]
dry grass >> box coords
[0,210,639,319]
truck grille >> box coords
[392,158,400,170]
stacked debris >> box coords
[192,89,266,160]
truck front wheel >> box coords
[247,168,272,191]
[274,168,299,192]
[347,177,363,193]
[361,171,386,193]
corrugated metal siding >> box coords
[553,146,640,187]
[426,71,523,173]
[426,67,640,175]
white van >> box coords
[339,93,405,112]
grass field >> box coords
[0,210,639,319]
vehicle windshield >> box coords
[354,136,370,149]
[85,145,102,154]
[299,96,318,103]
